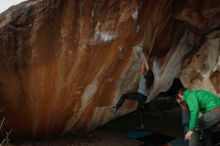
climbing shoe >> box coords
[139,124,145,130]
[111,106,117,113]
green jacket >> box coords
[183,90,220,131]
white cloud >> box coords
[0,0,27,14]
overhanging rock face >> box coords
[0,0,219,137]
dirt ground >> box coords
[5,104,184,146]
[8,131,143,146]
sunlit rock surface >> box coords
[0,0,219,137]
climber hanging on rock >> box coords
[111,53,154,130]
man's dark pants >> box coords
[187,110,220,146]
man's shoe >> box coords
[111,106,117,113]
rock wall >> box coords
[179,0,220,95]
[181,31,220,95]
[0,0,219,137]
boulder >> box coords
[0,0,219,137]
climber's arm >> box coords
[142,53,149,71]
[140,61,145,75]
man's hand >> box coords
[185,131,193,140]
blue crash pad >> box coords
[126,130,153,139]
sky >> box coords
[0,0,27,14]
